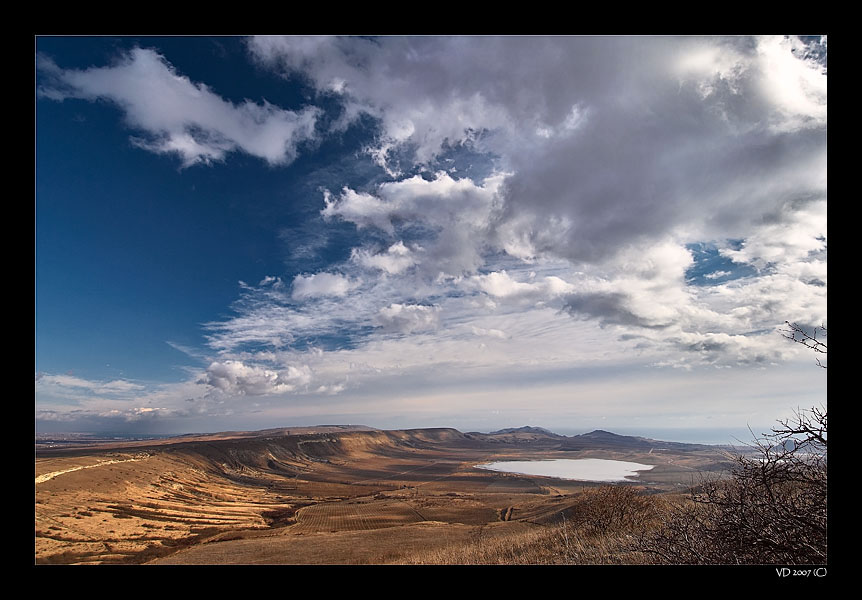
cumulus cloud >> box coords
[321,188,396,234]
[494,90,825,268]
[323,171,505,278]
[235,36,827,375]
[559,242,694,327]
[249,36,822,150]
[249,37,828,375]
[470,270,574,301]
[253,36,825,270]
[37,47,320,167]
[204,360,312,396]
[247,36,515,169]
[323,171,503,232]
[720,199,827,270]
[751,36,827,131]
[373,303,440,334]
[351,241,418,274]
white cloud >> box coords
[704,270,732,279]
[259,275,282,286]
[35,372,219,425]
[247,36,514,169]
[472,271,534,298]
[324,171,505,278]
[351,241,418,274]
[204,302,301,352]
[373,303,440,334]
[470,270,574,300]
[720,199,827,270]
[672,35,826,132]
[754,36,828,131]
[291,272,358,300]
[248,36,819,161]
[470,326,508,340]
[204,360,312,396]
[231,36,827,388]
[322,188,396,234]
[38,47,320,167]
[323,172,503,233]
[254,36,825,271]
[35,373,145,395]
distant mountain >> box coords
[562,429,720,452]
[463,426,723,452]
[38,424,725,455]
[564,430,653,450]
[579,430,628,438]
[487,426,561,436]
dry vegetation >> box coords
[35,407,825,566]
[36,427,729,565]
[400,420,827,567]
[398,486,673,565]
[637,407,827,565]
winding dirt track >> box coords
[35,456,149,484]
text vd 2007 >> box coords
[776,568,827,578]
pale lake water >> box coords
[475,458,655,482]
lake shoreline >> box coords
[475,458,655,483]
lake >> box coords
[475,458,655,482]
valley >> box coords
[34,425,734,565]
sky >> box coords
[35,35,827,444]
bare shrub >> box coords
[555,486,664,564]
[398,487,664,565]
[397,525,566,565]
[566,485,661,536]
[639,407,827,564]
[637,321,827,564]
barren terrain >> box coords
[35,426,733,564]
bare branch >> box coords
[638,406,827,564]
[782,322,827,368]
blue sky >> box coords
[35,36,827,443]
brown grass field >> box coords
[34,426,734,564]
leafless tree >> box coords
[638,407,827,564]
[637,323,827,564]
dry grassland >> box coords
[35,428,730,565]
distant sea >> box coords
[35,432,179,442]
